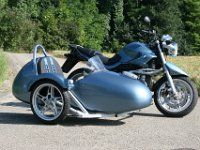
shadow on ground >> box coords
[0,111,167,126]
[0,112,125,126]
[0,101,168,126]
[61,117,125,126]
[0,101,30,108]
[0,112,41,125]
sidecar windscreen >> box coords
[88,56,107,71]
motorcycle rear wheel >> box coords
[154,76,198,117]
[68,68,92,81]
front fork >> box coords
[157,41,177,95]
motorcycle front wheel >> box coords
[154,76,198,117]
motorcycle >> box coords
[62,16,198,117]
[12,44,153,124]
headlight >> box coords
[162,34,178,57]
[165,42,178,57]
[161,34,172,42]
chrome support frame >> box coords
[156,40,177,94]
[33,44,48,75]
[64,91,132,118]
[68,91,89,114]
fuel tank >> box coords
[72,71,152,113]
[118,42,157,67]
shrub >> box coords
[0,50,8,84]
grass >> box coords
[51,50,68,58]
[0,50,8,85]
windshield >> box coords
[88,55,107,71]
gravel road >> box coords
[0,53,199,150]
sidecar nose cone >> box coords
[72,71,152,113]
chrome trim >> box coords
[33,44,48,75]
[130,68,163,75]
[157,40,177,94]
[161,34,172,42]
[68,91,89,114]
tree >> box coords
[0,0,39,51]
[40,0,109,50]
[0,0,199,55]
[98,0,124,52]
[181,0,200,55]
[123,0,185,53]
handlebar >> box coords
[141,29,156,35]
[140,29,158,46]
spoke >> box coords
[178,104,182,109]
[52,103,58,116]
[54,97,63,107]
[37,93,47,104]
[54,107,58,116]
[41,105,48,115]
[47,86,55,97]
[37,93,45,99]
[160,99,167,105]
[51,86,55,97]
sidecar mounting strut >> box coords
[64,91,132,118]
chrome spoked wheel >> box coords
[32,83,64,122]
[158,79,193,112]
[155,77,198,117]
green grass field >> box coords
[0,50,8,85]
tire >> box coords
[68,68,92,81]
[30,80,70,124]
[154,76,198,117]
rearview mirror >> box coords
[144,16,151,23]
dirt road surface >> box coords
[0,53,199,150]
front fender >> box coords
[28,73,69,91]
[165,62,188,77]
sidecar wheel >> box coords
[30,81,69,124]
[154,77,198,117]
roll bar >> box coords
[33,44,48,75]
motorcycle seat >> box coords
[69,44,121,66]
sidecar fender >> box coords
[13,72,68,103]
[165,62,188,77]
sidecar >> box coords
[13,45,152,123]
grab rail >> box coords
[33,44,48,75]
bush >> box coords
[0,50,8,84]
[0,7,39,52]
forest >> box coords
[0,0,199,55]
